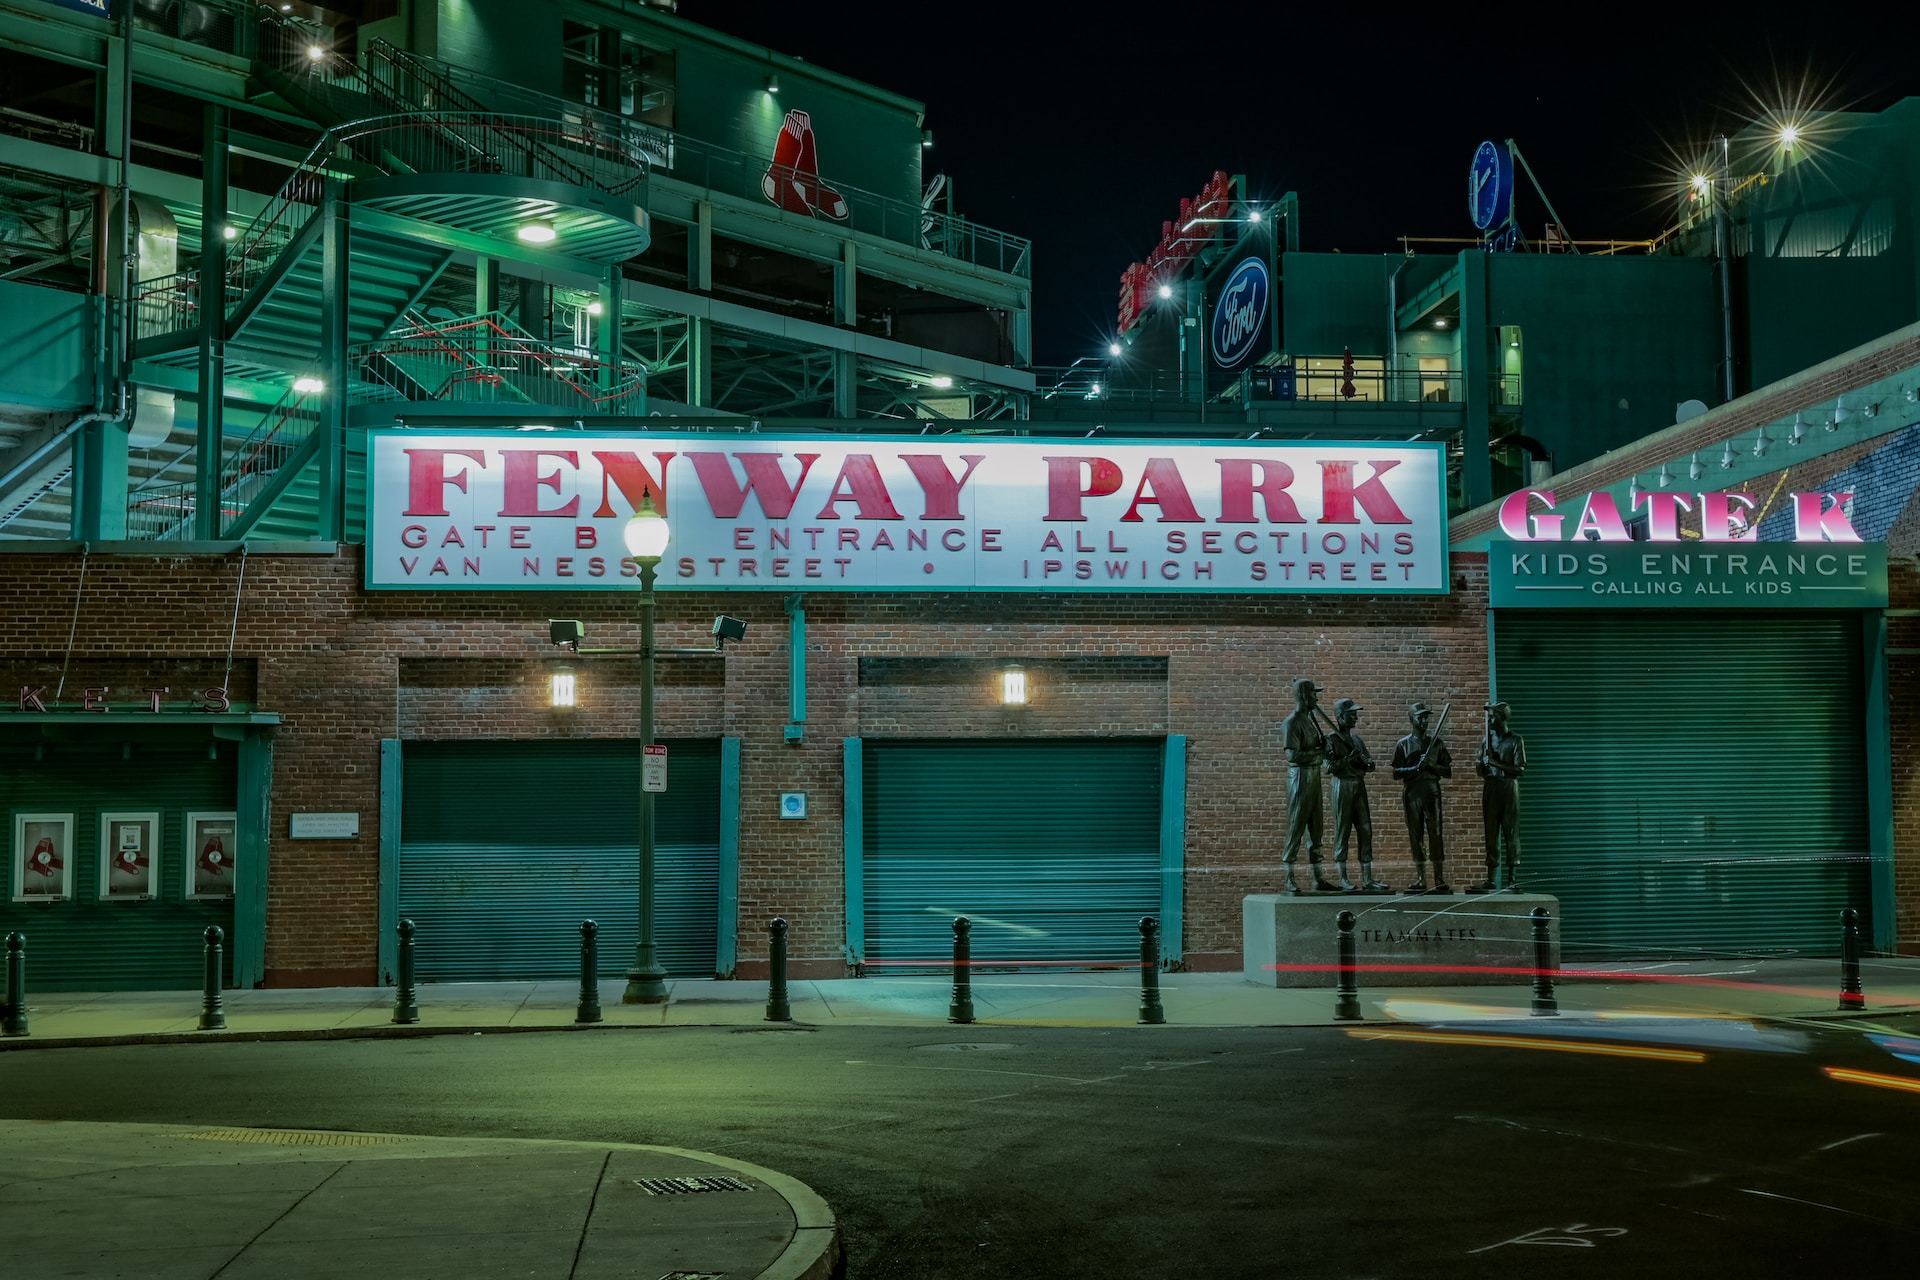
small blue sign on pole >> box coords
[1469,140,1515,233]
[47,0,112,16]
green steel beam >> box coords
[234,724,273,989]
[842,737,863,968]
[195,103,228,541]
[316,181,346,541]
[717,737,741,978]
[1864,613,1897,951]
[1458,249,1494,508]
[1158,735,1187,965]
[784,595,806,742]
[379,739,402,984]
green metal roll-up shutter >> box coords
[398,739,719,980]
[863,739,1163,970]
[0,741,237,991]
[1494,611,1868,957]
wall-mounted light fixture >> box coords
[550,666,577,709]
[1001,667,1027,706]
[765,74,779,94]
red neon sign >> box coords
[1117,170,1234,333]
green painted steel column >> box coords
[689,200,713,292]
[688,316,712,408]
[833,349,857,419]
[379,739,402,984]
[1864,612,1896,950]
[69,423,129,540]
[316,181,347,542]
[835,241,857,328]
[598,265,620,399]
[1158,735,1187,964]
[194,103,228,542]
[717,737,740,977]
[1458,249,1494,509]
[232,727,273,989]
[475,257,499,367]
[842,738,863,967]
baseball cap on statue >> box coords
[1409,701,1432,720]
[1333,697,1361,716]
[1292,678,1323,695]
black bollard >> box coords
[1334,910,1362,1021]
[1138,916,1166,1025]
[1530,907,1558,1016]
[577,920,603,1024]
[766,917,792,1022]
[1839,908,1865,1011]
[198,926,226,1031]
[2,932,25,1037]
[948,916,974,1024]
[392,918,419,1025]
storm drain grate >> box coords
[633,1176,754,1195]
[658,1272,727,1279]
[183,1129,404,1147]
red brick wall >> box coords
[2,546,1911,980]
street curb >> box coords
[0,1020,725,1052]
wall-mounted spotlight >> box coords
[921,129,933,148]
[712,615,748,648]
[1751,427,1772,458]
[1720,440,1739,468]
[1655,462,1674,488]
[765,74,780,94]
[1001,667,1027,706]
[1688,452,1705,481]
[1788,413,1807,446]
[550,666,577,709]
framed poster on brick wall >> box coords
[99,811,159,901]
[12,812,73,902]
[185,811,237,900]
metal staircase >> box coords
[115,22,653,543]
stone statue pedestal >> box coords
[1242,893,1562,987]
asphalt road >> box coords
[2,1016,1916,1278]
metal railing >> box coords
[350,312,646,413]
[225,111,652,314]
[350,38,1030,278]
[1033,363,1468,406]
[125,481,197,541]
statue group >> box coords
[1279,679,1527,896]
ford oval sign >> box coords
[1469,140,1514,232]
[1210,257,1270,369]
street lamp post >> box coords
[623,495,671,1004]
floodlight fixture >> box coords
[712,615,747,646]
[549,619,585,649]
[586,300,604,316]
[517,220,557,243]
[1247,209,1262,222]
[766,74,779,94]
[1159,283,1173,299]
[1780,125,1800,149]
[306,44,326,61]
[1108,342,1122,357]
[929,375,953,388]
[222,224,238,241]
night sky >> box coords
[691,3,1920,367]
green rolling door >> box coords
[1494,611,1869,957]
[398,739,719,980]
[862,739,1163,969]
[0,741,237,990]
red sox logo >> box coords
[197,834,228,878]
[27,835,61,877]
[763,110,848,221]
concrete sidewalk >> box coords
[5,957,1919,1048]
[0,1120,837,1280]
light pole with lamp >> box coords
[622,493,672,1003]
[546,498,746,1008]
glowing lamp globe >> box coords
[623,499,670,560]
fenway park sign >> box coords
[364,432,1449,594]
